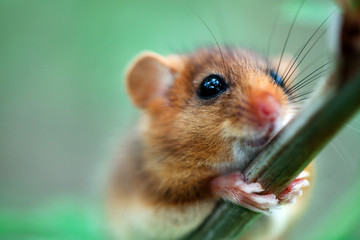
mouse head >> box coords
[126,47,297,169]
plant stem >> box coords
[183,2,360,239]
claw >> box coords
[211,170,311,213]
[211,172,279,214]
[278,171,310,204]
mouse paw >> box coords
[278,171,310,204]
[211,172,279,214]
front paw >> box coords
[211,172,279,214]
[278,171,310,204]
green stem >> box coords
[183,3,360,240]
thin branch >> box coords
[183,1,360,239]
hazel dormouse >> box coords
[106,47,312,240]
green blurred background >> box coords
[1,0,360,239]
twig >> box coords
[183,1,360,239]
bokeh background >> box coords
[1,0,360,239]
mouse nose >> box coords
[250,91,281,125]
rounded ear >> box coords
[126,52,176,109]
[270,54,297,83]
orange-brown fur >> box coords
[107,47,313,240]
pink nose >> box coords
[250,91,280,125]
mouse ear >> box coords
[126,51,176,109]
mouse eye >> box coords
[197,74,228,99]
[269,70,285,88]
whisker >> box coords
[237,107,258,123]
[346,124,360,134]
[237,109,256,120]
[214,0,230,45]
[237,110,256,119]
[191,10,228,78]
[236,114,258,127]
[291,106,305,111]
[282,8,337,85]
[276,0,306,77]
[265,5,281,60]
[288,90,313,101]
[240,98,252,107]
[290,97,310,104]
[352,118,360,125]
[330,140,355,168]
[288,56,330,86]
[286,61,333,93]
[287,69,330,95]
[330,141,349,166]
[238,101,251,109]
[283,27,329,85]
[280,46,305,81]
[290,60,333,89]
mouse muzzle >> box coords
[248,89,281,127]
[237,88,284,147]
